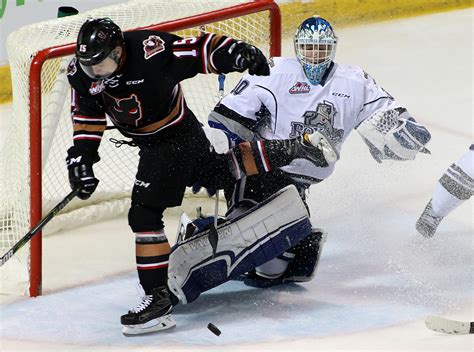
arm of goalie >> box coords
[207,109,256,149]
[357,108,431,163]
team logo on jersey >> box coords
[103,92,143,127]
[103,74,122,88]
[289,82,310,94]
[290,100,344,143]
[89,81,105,95]
[67,58,77,76]
[143,35,165,60]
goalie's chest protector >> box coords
[256,58,365,146]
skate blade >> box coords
[122,314,176,335]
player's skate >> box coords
[243,229,327,287]
[121,286,176,335]
[416,200,443,237]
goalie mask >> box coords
[294,16,338,85]
[76,18,125,79]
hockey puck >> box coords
[207,323,221,336]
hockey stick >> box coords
[207,57,225,259]
[0,189,79,267]
[425,315,474,335]
[208,190,220,259]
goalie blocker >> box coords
[168,185,312,304]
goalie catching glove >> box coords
[357,107,431,163]
[66,146,100,200]
[229,42,270,76]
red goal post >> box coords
[3,0,281,297]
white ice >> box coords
[0,8,473,352]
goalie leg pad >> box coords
[167,185,312,304]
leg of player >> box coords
[121,203,177,335]
[416,146,473,237]
[120,138,197,335]
[120,118,228,335]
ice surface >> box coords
[0,8,472,351]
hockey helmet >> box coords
[76,18,125,79]
[294,16,337,85]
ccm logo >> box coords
[67,156,82,166]
[134,179,150,188]
[126,79,144,85]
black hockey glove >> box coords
[231,42,270,76]
[66,147,100,200]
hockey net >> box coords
[0,0,280,296]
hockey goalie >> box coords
[190,16,432,291]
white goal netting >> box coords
[0,0,277,295]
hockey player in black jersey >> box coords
[65,17,272,335]
[66,17,338,335]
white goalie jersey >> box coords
[209,57,430,183]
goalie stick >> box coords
[425,315,474,335]
[0,189,79,267]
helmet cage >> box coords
[294,17,337,85]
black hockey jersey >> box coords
[66,30,241,153]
